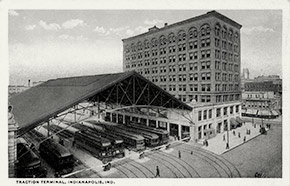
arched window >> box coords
[137,41,142,51]
[228,28,233,41]
[222,25,227,39]
[200,23,211,37]
[189,27,198,39]
[159,35,167,46]
[234,32,239,43]
[168,33,176,44]
[151,38,158,48]
[215,23,221,37]
[178,30,186,42]
[131,43,136,52]
[144,40,149,49]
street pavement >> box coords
[64,141,241,178]
[222,124,282,178]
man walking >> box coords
[155,166,160,178]
[178,150,181,158]
[226,142,229,149]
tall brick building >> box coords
[122,11,243,140]
[123,10,241,105]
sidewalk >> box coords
[200,122,268,155]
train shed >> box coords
[9,71,192,137]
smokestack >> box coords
[28,79,31,87]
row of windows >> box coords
[215,105,240,118]
[214,50,239,62]
[125,49,213,62]
[152,82,239,92]
[172,93,240,103]
[216,94,240,103]
[125,23,239,53]
[215,61,239,72]
[215,73,239,82]
[126,38,238,60]
[127,60,239,73]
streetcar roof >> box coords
[40,139,72,158]
[10,71,191,136]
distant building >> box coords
[8,85,29,97]
[8,79,43,97]
[242,76,282,118]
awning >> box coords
[243,108,259,115]
[236,117,244,124]
[270,110,279,116]
[204,128,215,133]
[230,118,239,126]
[259,110,272,116]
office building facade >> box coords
[122,10,243,140]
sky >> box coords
[8,9,282,85]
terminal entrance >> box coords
[181,126,190,139]
[169,123,179,138]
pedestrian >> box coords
[223,134,225,141]
[254,124,256,128]
[54,171,60,178]
[238,132,240,138]
[243,136,246,142]
[72,139,75,147]
[191,151,193,155]
[249,129,251,135]
[206,140,209,147]
[226,142,229,149]
[269,124,271,129]
[155,166,160,178]
[233,130,235,136]
[178,150,181,158]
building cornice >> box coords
[122,10,242,42]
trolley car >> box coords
[101,124,145,151]
[74,130,114,163]
[127,122,169,145]
[39,138,74,175]
[73,123,125,158]
[16,138,47,178]
[114,125,159,147]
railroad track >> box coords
[112,158,155,178]
[155,150,201,177]
[180,143,241,177]
[171,143,241,177]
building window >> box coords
[224,107,228,115]
[230,106,234,114]
[216,108,221,117]
[198,111,202,121]
[208,109,212,118]
[203,110,207,120]
[236,105,239,113]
